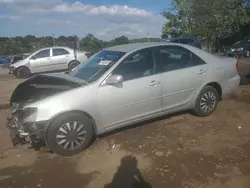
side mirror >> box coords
[30,56,36,60]
[106,74,123,85]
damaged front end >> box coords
[7,104,46,150]
[7,73,85,150]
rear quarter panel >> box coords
[76,51,88,63]
[184,45,240,102]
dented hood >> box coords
[10,73,87,104]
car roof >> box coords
[104,42,192,53]
[38,46,73,51]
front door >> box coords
[153,45,208,111]
[29,48,52,73]
[98,48,162,129]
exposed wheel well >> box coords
[14,66,29,75]
[205,82,222,100]
[15,66,31,78]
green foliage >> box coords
[0,35,161,56]
[162,0,250,50]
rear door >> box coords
[29,49,52,73]
[153,45,208,111]
[51,48,72,70]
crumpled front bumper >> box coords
[9,66,15,75]
[7,111,47,150]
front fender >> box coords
[42,109,102,144]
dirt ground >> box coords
[0,59,250,188]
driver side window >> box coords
[32,49,50,59]
[112,49,154,82]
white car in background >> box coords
[9,46,88,78]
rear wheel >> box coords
[16,66,30,79]
[68,60,80,70]
[46,112,94,156]
[192,86,219,117]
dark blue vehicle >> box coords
[0,56,11,69]
[224,40,250,57]
[0,55,26,69]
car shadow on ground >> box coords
[0,152,152,188]
[0,154,94,188]
[104,155,152,188]
[99,111,188,139]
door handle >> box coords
[149,80,160,86]
[198,69,206,74]
[47,57,51,60]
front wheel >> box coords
[46,112,94,156]
[16,66,31,79]
[192,86,219,117]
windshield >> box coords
[69,50,125,83]
[232,40,250,48]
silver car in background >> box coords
[9,46,88,78]
[7,42,240,156]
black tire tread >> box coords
[16,66,30,79]
[192,85,219,117]
[46,112,94,156]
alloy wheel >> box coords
[56,121,87,150]
[200,91,217,113]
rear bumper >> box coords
[221,74,240,98]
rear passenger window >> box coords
[153,45,206,73]
[53,48,70,56]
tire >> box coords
[16,66,30,79]
[68,60,80,70]
[192,86,219,117]
[46,112,94,156]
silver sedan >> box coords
[8,42,240,156]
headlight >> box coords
[20,107,38,123]
[238,48,244,51]
[231,48,235,52]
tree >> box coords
[162,12,183,38]
[0,34,161,56]
[162,0,250,51]
[79,34,104,52]
[114,36,129,45]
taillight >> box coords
[236,59,239,72]
[84,52,89,57]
